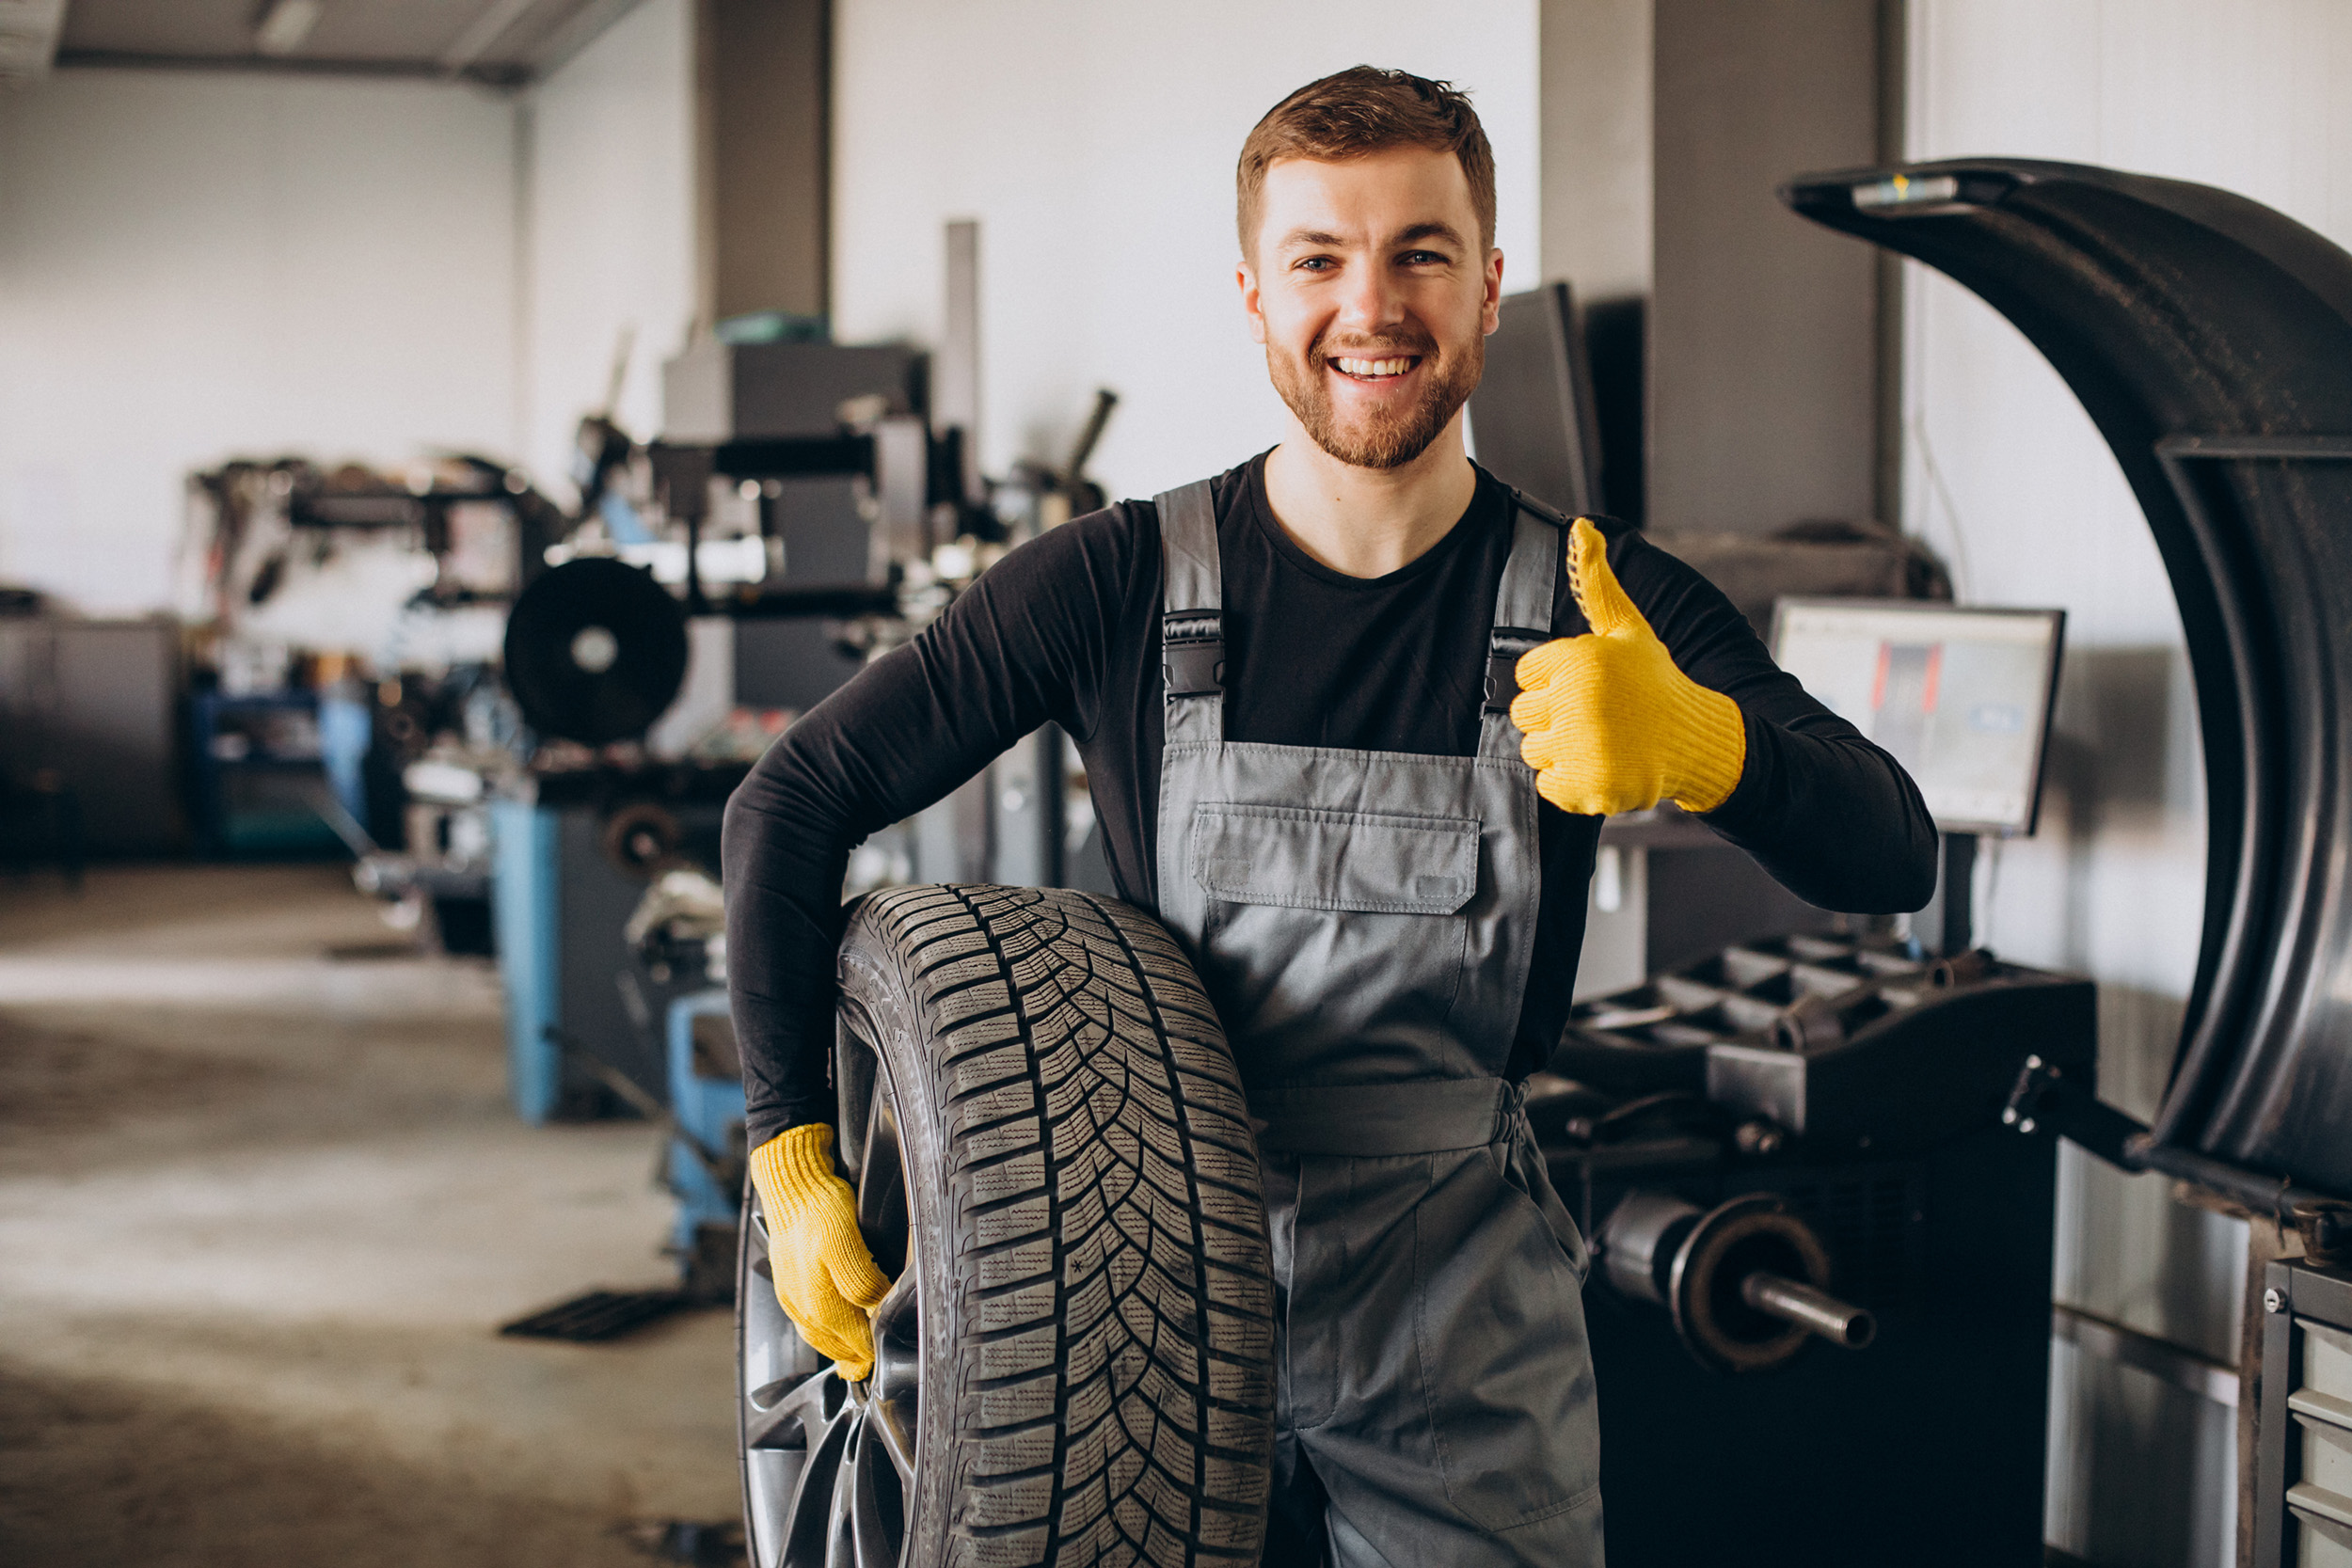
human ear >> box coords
[1237,260,1267,346]
[1482,248,1504,336]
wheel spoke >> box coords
[850,1420,906,1568]
[753,1363,847,1438]
[869,1270,918,1343]
[869,1394,917,1490]
[743,1396,805,1451]
[858,1076,909,1276]
[784,1397,855,1565]
[823,1426,859,1568]
[748,1200,774,1282]
[834,1012,877,1176]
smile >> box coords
[1330,356,1421,380]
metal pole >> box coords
[1741,1272,1876,1349]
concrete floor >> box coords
[0,863,739,1565]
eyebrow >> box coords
[1393,221,1467,250]
[1274,221,1468,253]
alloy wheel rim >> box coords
[741,1037,916,1568]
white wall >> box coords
[1904,4,2352,1561]
[0,4,1525,605]
[830,0,1542,499]
[1539,0,1651,302]
[0,71,518,614]
[519,0,699,503]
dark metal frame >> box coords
[644,420,941,619]
[1786,158,2352,1198]
[2145,436,2352,1172]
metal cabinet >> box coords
[2258,1259,2352,1566]
[0,616,183,854]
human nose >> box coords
[1332,258,1405,335]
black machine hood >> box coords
[1782,158,2352,1197]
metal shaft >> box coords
[1740,1271,1876,1349]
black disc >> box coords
[600,800,683,879]
[503,557,689,745]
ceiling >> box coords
[52,0,643,86]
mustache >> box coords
[1310,331,1438,366]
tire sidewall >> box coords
[838,931,960,1560]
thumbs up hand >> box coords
[1509,518,1747,816]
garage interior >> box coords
[3,3,2349,1567]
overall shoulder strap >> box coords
[1480,487,1568,754]
[1153,480,1224,742]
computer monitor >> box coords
[1770,598,2066,836]
[1466,281,1605,516]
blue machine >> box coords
[489,799,564,1122]
[489,794,725,1123]
[492,800,745,1295]
[666,988,747,1298]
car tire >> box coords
[738,883,1276,1567]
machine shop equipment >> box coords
[1528,589,2087,1564]
[488,224,1120,1317]
[488,345,931,1125]
[1540,936,2096,1565]
[1782,155,2352,1213]
[503,556,691,749]
[494,245,946,1121]
[490,773,732,1121]
[1597,1190,1874,1372]
[1780,158,2352,1560]
[177,452,560,864]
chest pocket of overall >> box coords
[1189,803,1480,1079]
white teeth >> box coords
[1335,356,1414,377]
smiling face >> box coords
[1241,146,1503,471]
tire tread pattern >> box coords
[841,886,1274,1568]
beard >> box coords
[1267,325,1485,470]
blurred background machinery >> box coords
[474,221,1122,1307]
[99,214,1122,1313]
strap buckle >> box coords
[1163,610,1224,699]
[1485,626,1552,713]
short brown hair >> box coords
[1236,66,1497,259]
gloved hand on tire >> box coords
[747,1124,892,1380]
[1512,516,1748,816]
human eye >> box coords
[1291,254,1337,273]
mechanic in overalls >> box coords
[723,65,1936,1566]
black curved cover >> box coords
[1782,159,2352,1196]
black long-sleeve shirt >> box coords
[723,454,1937,1146]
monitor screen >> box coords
[1770,598,2066,835]
[1465,282,1604,517]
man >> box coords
[723,65,1935,1567]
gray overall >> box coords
[1152,481,1605,1567]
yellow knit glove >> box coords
[747,1124,892,1380]
[1510,518,1747,816]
